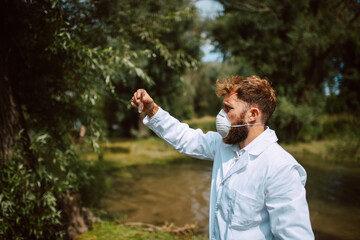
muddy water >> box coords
[102,158,211,233]
[102,158,360,239]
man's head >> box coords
[216,75,277,145]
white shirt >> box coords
[144,107,314,240]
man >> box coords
[131,75,314,239]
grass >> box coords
[184,116,216,133]
[76,221,197,240]
[283,138,360,167]
[82,137,183,167]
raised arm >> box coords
[131,89,220,160]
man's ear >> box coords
[248,107,260,123]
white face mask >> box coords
[215,109,265,138]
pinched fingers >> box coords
[131,89,149,108]
[131,91,140,108]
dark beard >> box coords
[223,112,248,145]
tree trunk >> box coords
[59,192,89,240]
[0,66,35,168]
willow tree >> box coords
[0,0,198,239]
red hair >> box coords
[216,75,277,122]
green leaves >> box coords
[0,130,96,238]
[1,0,201,237]
[211,0,360,105]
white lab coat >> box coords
[143,107,314,240]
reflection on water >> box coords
[102,158,212,234]
[102,157,360,239]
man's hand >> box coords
[131,89,159,118]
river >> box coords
[101,157,360,239]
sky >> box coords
[193,0,224,62]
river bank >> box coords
[77,136,359,240]
[76,221,207,240]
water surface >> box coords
[102,157,360,239]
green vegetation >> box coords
[76,222,177,240]
[284,139,360,166]
[76,221,207,240]
[1,0,199,238]
[210,0,360,114]
[0,134,93,238]
[84,137,182,166]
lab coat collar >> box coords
[221,128,278,184]
[246,127,278,156]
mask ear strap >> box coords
[231,123,265,128]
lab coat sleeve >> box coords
[265,162,314,240]
[143,107,220,160]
